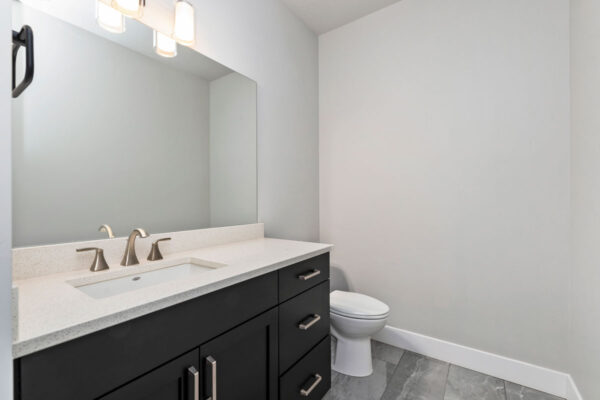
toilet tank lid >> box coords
[330,290,390,318]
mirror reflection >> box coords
[12,1,257,247]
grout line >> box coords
[379,349,406,400]
[441,363,452,400]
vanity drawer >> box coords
[280,336,331,400]
[279,253,329,302]
[279,280,330,374]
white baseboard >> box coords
[374,325,583,400]
[566,375,584,400]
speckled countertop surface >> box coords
[13,238,332,358]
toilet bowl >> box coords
[330,290,390,377]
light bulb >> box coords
[174,0,195,46]
[96,1,125,34]
[154,31,177,58]
[112,0,143,17]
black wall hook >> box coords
[12,25,34,98]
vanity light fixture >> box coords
[173,0,195,46]
[96,0,125,34]
[96,0,192,55]
[153,30,177,58]
[111,0,145,18]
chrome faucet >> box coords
[121,228,149,266]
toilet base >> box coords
[331,327,374,377]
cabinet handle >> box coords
[298,314,321,330]
[188,366,199,400]
[206,356,217,400]
[300,374,323,397]
[298,269,321,281]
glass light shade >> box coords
[153,31,177,58]
[96,1,125,34]
[173,0,195,45]
[111,0,142,17]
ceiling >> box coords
[281,0,403,34]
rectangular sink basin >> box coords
[73,258,224,299]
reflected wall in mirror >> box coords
[12,0,257,247]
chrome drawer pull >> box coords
[206,356,217,400]
[188,366,199,400]
[298,269,321,281]
[300,374,323,397]
[298,314,321,330]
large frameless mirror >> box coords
[12,0,257,247]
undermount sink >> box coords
[72,258,225,299]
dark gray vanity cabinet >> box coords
[198,309,278,400]
[99,349,200,400]
[277,254,331,400]
[13,253,330,400]
[280,338,331,400]
[279,282,330,373]
[100,309,278,400]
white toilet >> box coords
[330,290,390,377]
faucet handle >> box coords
[147,238,171,261]
[77,248,110,272]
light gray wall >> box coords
[12,4,211,246]
[0,0,12,396]
[570,0,600,398]
[319,0,571,371]
[209,73,257,227]
[192,0,319,241]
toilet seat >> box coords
[330,290,390,320]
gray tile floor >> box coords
[324,340,564,400]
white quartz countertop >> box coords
[13,238,332,358]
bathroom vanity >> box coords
[10,2,332,399]
[13,237,332,400]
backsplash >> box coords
[12,223,264,280]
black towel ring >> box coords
[12,25,34,98]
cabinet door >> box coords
[200,308,278,400]
[99,349,200,400]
